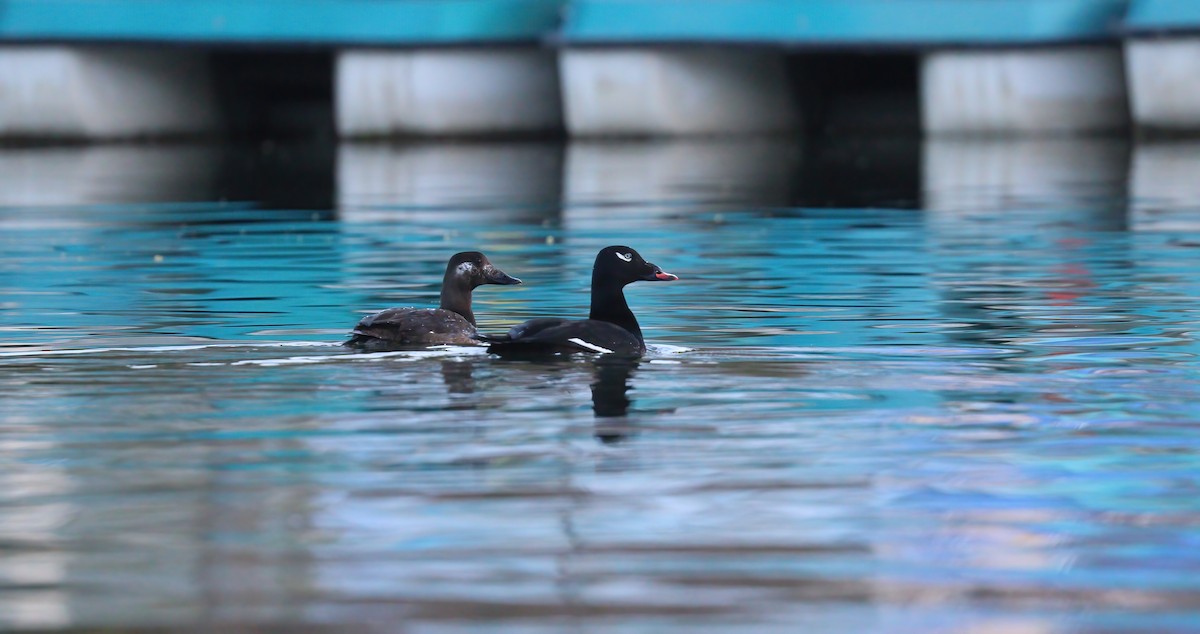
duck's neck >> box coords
[440,274,476,325]
[589,276,642,342]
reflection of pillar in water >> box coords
[0,146,225,343]
[194,464,320,622]
[0,436,73,628]
[1130,142,1200,233]
[923,138,1131,348]
[563,139,800,229]
[0,146,220,209]
[923,138,1128,228]
[1129,142,1200,359]
[336,142,563,224]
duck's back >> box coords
[487,318,643,356]
[346,307,478,349]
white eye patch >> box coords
[616,252,633,262]
[456,262,477,275]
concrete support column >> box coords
[336,48,562,138]
[1126,37,1200,132]
[0,46,219,140]
[921,46,1128,135]
[560,48,800,136]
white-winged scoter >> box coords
[485,246,677,356]
[345,251,520,349]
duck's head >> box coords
[448,251,522,288]
[594,246,678,286]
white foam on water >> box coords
[646,343,692,355]
[0,341,343,359]
[220,345,488,368]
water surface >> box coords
[2,138,1200,632]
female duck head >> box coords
[444,251,522,289]
[439,251,521,325]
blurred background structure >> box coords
[0,0,1197,141]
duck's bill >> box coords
[486,268,522,285]
[643,265,679,282]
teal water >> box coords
[2,139,1199,632]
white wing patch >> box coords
[616,252,633,262]
[568,338,614,354]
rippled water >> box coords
[2,138,1200,632]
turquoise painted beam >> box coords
[561,0,1129,47]
[0,0,563,45]
[1126,0,1200,32]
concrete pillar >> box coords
[921,46,1128,135]
[335,48,562,138]
[1126,37,1200,132]
[560,48,800,136]
[0,46,219,140]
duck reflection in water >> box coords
[440,355,642,442]
[591,356,640,444]
[440,359,477,396]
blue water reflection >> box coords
[1,138,1199,632]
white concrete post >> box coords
[560,47,800,136]
[0,47,219,140]
[336,48,562,137]
[1126,37,1200,132]
[922,46,1129,134]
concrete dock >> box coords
[0,0,1197,139]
